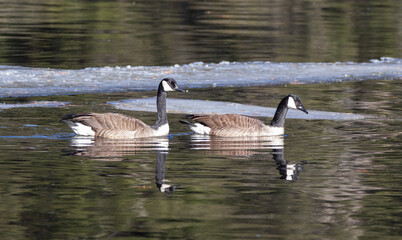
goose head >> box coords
[286,94,308,114]
[160,78,185,92]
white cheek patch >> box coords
[287,97,297,109]
[162,81,175,92]
[159,184,172,192]
[286,164,296,181]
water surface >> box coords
[0,0,401,68]
[0,79,401,239]
[0,0,401,239]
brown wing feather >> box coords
[189,114,267,136]
[68,113,155,138]
[190,114,266,129]
[69,113,149,130]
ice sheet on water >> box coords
[369,57,402,64]
[1,58,401,98]
[0,101,69,109]
[109,98,366,120]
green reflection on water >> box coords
[0,0,401,68]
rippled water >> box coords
[1,80,401,239]
[0,0,401,239]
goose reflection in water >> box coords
[67,136,179,192]
[271,148,306,181]
[188,135,306,181]
[69,136,169,158]
[189,134,284,157]
[155,150,181,193]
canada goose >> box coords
[180,94,308,137]
[61,78,185,139]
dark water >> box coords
[0,0,401,239]
[1,80,401,239]
[0,0,401,68]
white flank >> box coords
[267,126,284,136]
[154,123,170,136]
[161,81,175,92]
[190,123,211,135]
[287,96,297,109]
[64,121,95,136]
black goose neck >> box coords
[272,148,287,167]
[152,87,168,129]
[269,97,289,128]
[155,150,167,189]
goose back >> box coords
[187,114,269,137]
[62,113,158,139]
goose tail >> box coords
[60,113,95,136]
[179,118,211,135]
[179,119,194,126]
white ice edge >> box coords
[108,98,366,120]
[0,101,69,109]
[1,58,401,98]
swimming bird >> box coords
[61,78,185,139]
[180,94,308,137]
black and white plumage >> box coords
[61,78,185,139]
[180,94,308,137]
